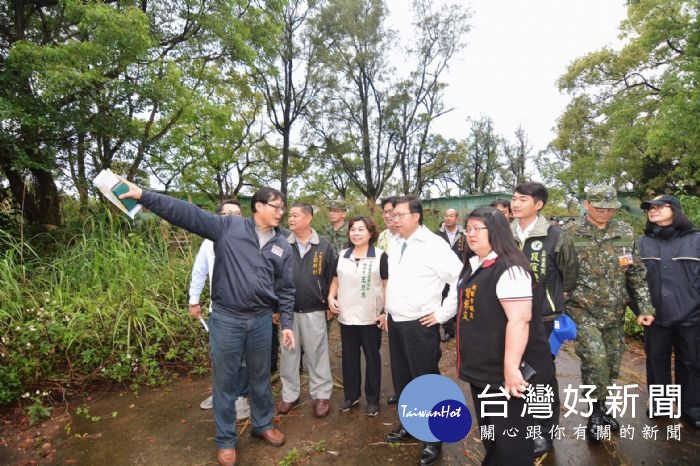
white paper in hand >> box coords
[92,169,142,219]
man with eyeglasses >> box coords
[562,185,655,442]
[189,199,250,420]
[382,195,463,466]
[115,182,296,466]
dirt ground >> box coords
[1,325,699,465]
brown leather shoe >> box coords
[315,399,330,418]
[253,428,286,447]
[217,448,238,466]
[276,398,299,415]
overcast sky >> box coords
[385,0,628,154]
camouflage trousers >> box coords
[574,321,625,401]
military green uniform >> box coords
[564,214,654,401]
[323,222,348,254]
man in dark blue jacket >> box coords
[119,181,295,466]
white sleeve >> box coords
[434,239,464,324]
[188,242,210,304]
[496,266,532,302]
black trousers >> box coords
[387,314,442,397]
[388,314,442,448]
[271,322,279,373]
[644,323,700,416]
[470,384,535,466]
[340,323,382,403]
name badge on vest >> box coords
[271,245,284,257]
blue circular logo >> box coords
[398,374,472,442]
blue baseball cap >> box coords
[550,314,577,356]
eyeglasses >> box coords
[391,212,413,219]
[264,202,286,214]
[382,210,394,217]
[464,226,488,234]
[220,212,240,217]
[592,207,616,214]
[647,204,671,211]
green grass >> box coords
[0,206,209,405]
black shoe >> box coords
[533,436,552,457]
[419,444,442,466]
[340,399,359,412]
[585,406,605,442]
[601,411,620,431]
[385,427,412,443]
[440,332,452,342]
[387,395,398,405]
[366,402,380,417]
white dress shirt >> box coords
[189,239,215,307]
[385,225,463,322]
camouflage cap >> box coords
[328,200,347,211]
[586,185,622,209]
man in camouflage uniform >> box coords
[323,200,348,253]
[563,186,655,441]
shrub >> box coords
[0,207,210,405]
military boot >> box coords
[600,404,620,432]
[585,403,605,442]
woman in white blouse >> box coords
[328,216,388,417]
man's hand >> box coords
[419,312,439,327]
[637,314,655,326]
[281,329,295,349]
[188,304,202,319]
[116,176,143,200]
[272,313,280,326]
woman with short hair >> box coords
[328,216,388,417]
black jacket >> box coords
[140,191,296,329]
[511,216,577,320]
[638,228,700,326]
[287,230,336,312]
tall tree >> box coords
[389,0,470,196]
[253,0,321,202]
[553,0,700,196]
[306,0,397,209]
[0,0,282,226]
[445,116,501,194]
[499,124,532,191]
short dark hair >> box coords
[216,198,241,215]
[467,206,532,275]
[251,187,284,213]
[380,196,396,209]
[290,202,314,216]
[347,215,379,245]
[514,182,548,207]
[394,195,423,224]
[489,198,512,213]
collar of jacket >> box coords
[510,214,550,240]
[343,244,377,258]
[248,216,283,239]
[287,229,320,245]
[439,224,465,234]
